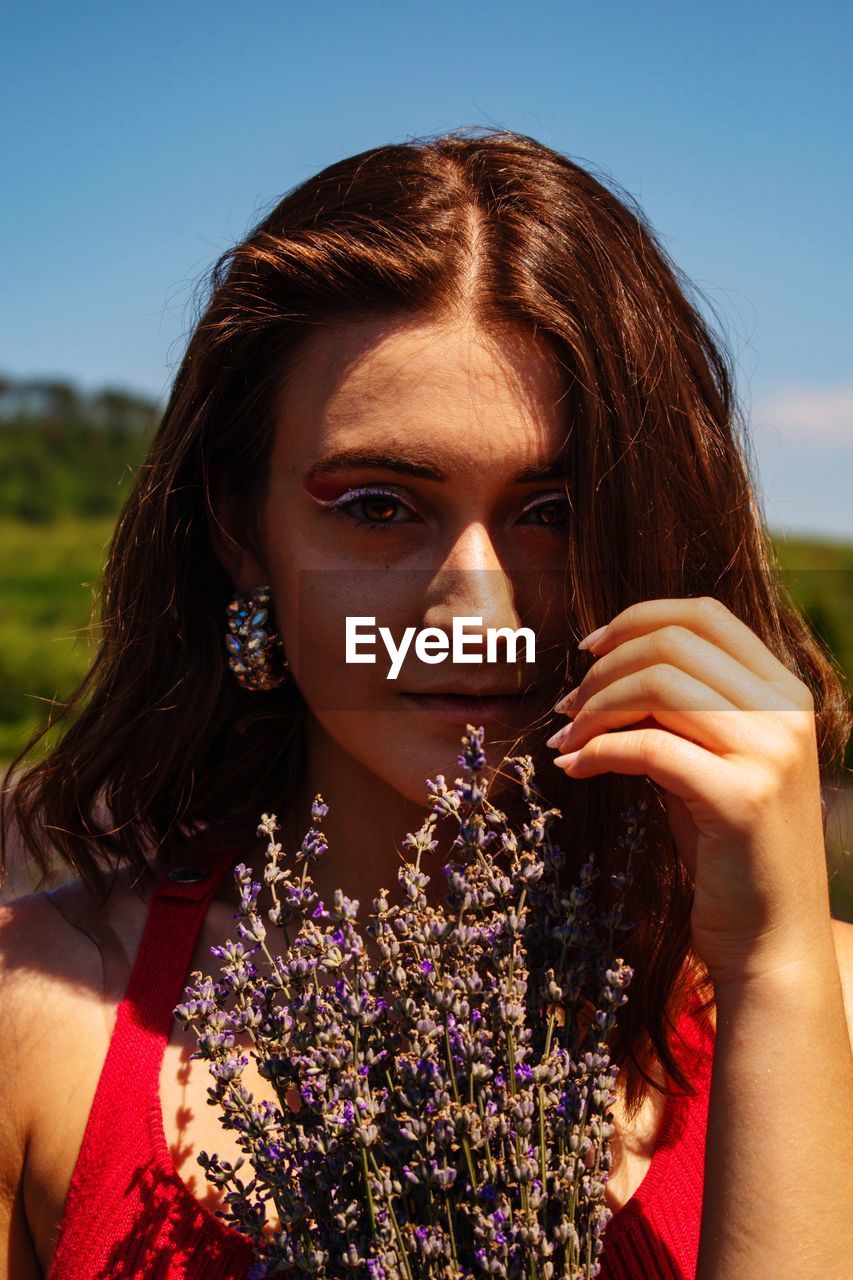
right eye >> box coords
[325,485,424,531]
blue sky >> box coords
[3,0,851,538]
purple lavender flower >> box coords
[177,723,640,1279]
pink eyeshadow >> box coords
[303,475,352,502]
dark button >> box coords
[168,865,210,883]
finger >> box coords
[548,666,742,756]
[581,596,794,687]
[560,626,797,722]
[553,723,738,808]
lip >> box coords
[401,691,536,726]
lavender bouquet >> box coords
[176,726,643,1279]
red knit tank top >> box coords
[46,839,258,1280]
[45,839,714,1279]
[598,976,715,1279]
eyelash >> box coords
[320,485,570,532]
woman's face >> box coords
[246,313,575,805]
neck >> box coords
[215,713,457,921]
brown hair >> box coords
[3,126,850,1122]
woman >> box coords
[1,127,851,1279]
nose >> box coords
[421,521,521,653]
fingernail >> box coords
[553,750,581,768]
[545,726,569,748]
[553,687,579,713]
[578,624,607,651]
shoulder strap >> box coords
[119,842,248,1066]
[74,835,257,1144]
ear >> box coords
[206,472,269,589]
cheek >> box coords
[268,556,416,711]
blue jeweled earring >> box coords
[224,585,289,691]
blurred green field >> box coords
[772,533,853,692]
[0,516,116,760]
[1,512,851,918]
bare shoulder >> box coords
[0,891,100,1280]
[0,873,142,1278]
[830,917,853,1050]
[0,866,154,1280]
[0,885,109,1082]
[0,864,160,1085]
[0,883,107,998]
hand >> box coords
[546,597,831,987]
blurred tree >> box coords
[0,373,159,522]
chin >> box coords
[377,717,529,809]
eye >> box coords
[325,485,422,532]
[518,493,570,529]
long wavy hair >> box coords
[3,126,850,1122]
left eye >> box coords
[518,496,570,528]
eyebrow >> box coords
[305,447,569,484]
